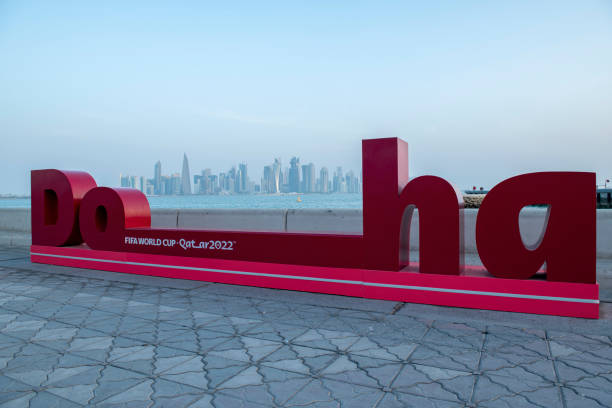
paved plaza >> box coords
[0,246,611,407]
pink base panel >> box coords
[30,245,600,319]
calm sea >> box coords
[0,193,363,210]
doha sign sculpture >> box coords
[30,138,599,318]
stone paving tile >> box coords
[378,391,464,407]
[422,321,485,350]
[0,256,611,407]
[562,385,612,407]
[476,385,563,408]
[391,364,475,404]
[409,342,480,372]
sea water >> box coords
[0,193,363,209]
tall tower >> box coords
[289,157,301,193]
[201,169,211,194]
[306,163,315,193]
[238,163,248,193]
[154,161,162,194]
[320,167,329,193]
[273,158,281,193]
[181,153,191,195]
[263,165,273,193]
[333,166,343,192]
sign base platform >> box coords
[30,245,599,319]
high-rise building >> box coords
[347,170,361,193]
[262,158,282,194]
[159,176,167,195]
[209,174,219,193]
[119,175,145,192]
[346,170,358,193]
[235,167,242,193]
[301,163,315,193]
[120,174,130,187]
[272,158,281,193]
[289,157,301,192]
[333,167,343,192]
[263,165,273,193]
[145,180,155,195]
[319,167,329,193]
[301,167,307,193]
[228,167,237,193]
[238,163,249,193]
[281,167,290,192]
[201,169,211,194]
[228,176,235,193]
[219,172,227,192]
[193,174,202,194]
[154,161,162,195]
[181,154,191,195]
[170,173,181,195]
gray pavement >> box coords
[0,246,611,407]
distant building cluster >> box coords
[120,154,362,196]
[262,158,361,194]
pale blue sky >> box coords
[1,1,611,194]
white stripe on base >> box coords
[31,252,599,304]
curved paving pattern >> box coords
[0,246,611,407]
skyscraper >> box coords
[320,167,329,193]
[209,174,219,193]
[193,174,202,194]
[301,163,315,193]
[228,167,237,193]
[154,161,162,195]
[145,180,154,195]
[219,172,227,192]
[272,158,281,193]
[346,170,357,193]
[170,173,181,195]
[263,165,273,193]
[161,176,169,195]
[238,163,248,193]
[333,167,343,192]
[262,158,282,193]
[181,153,191,195]
[289,157,301,192]
[120,174,130,187]
[201,169,211,194]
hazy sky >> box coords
[1,1,611,195]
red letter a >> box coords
[476,172,595,283]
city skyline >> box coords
[118,152,612,197]
[120,153,362,195]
